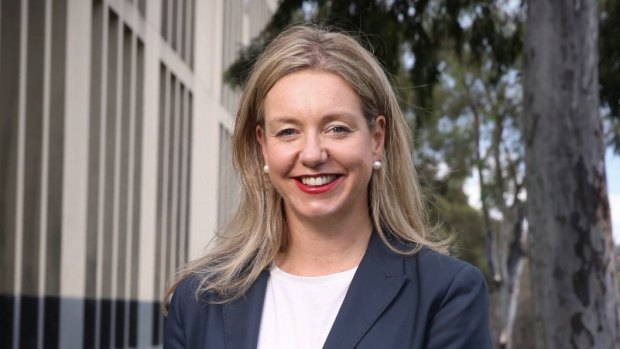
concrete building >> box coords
[0,0,275,347]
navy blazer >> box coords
[164,233,492,348]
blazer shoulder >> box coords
[172,275,201,303]
[403,247,489,307]
[398,248,491,348]
[167,275,204,324]
[371,233,485,288]
[364,236,492,347]
[411,249,492,348]
[412,248,484,282]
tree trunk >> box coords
[523,0,620,348]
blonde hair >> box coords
[164,24,447,310]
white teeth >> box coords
[301,175,336,186]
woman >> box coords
[164,25,491,349]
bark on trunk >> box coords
[523,0,620,348]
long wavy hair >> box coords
[164,24,448,310]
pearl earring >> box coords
[372,160,382,170]
[263,164,269,173]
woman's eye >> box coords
[276,128,297,137]
[328,126,349,134]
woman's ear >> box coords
[372,115,386,158]
[256,125,267,160]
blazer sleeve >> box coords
[425,264,492,349]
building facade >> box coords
[0,0,275,347]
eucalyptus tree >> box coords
[523,0,619,347]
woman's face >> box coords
[257,70,385,225]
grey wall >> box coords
[0,0,274,348]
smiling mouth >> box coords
[299,175,338,186]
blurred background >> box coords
[0,0,618,348]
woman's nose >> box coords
[299,135,327,167]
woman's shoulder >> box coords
[414,247,480,274]
[372,233,487,291]
[369,236,491,347]
[168,274,213,315]
[402,246,488,302]
[165,275,230,347]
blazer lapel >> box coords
[222,270,269,349]
[322,233,407,349]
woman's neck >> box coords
[276,213,373,276]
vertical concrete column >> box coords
[137,0,162,346]
[59,0,91,346]
[190,0,223,259]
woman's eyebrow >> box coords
[265,116,301,125]
[321,113,358,122]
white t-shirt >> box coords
[257,265,358,349]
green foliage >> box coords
[433,195,488,277]
[224,0,522,113]
[226,0,620,151]
[420,162,489,277]
[417,42,525,285]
